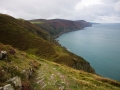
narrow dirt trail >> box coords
[33,60,71,90]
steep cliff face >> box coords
[29,19,92,38]
[0,13,94,73]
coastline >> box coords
[53,26,89,39]
[56,23,120,81]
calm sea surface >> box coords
[56,23,120,81]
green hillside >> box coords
[0,13,94,73]
[0,43,120,90]
[0,43,40,88]
[0,13,120,90]
[33,59,120,90]
[29,19,92,38]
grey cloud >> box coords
[101,0,119,3]
[0,0,80,19]
[0,0,120,22]
[74,0,120,22]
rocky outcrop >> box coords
[0,76,22,90]
[8,76,22,89]
[3,84,14,90]
[0,50,7,60]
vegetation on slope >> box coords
[0,13,94,73]
[0,43,40,88]
[29,19,92,38]
[0,43,120,90]
[33,58,120,90]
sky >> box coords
[0,0,120,23]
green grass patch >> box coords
[31,21,44,24]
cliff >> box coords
[29,19,92,38]
[0,13,120,90]
[0,13,94,73]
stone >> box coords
[8,76,22,88]
[3,84,14,90]
[0,51,7,59]
[22,70,26,73]
[0,87,3,90]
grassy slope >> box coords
[0,13,59,58]
[0,13,95,73]
[0,43,120,90]
[0,43,40,87]
[32,59,120,90]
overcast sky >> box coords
[0,0,120,23]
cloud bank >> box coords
[0,0,120,22]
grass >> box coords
[0,43,40,86]
[31,21,44,24]
[0,43,120,90]
[0,13,95,73]
[32,59,120,90]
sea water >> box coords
[56,23,120,81]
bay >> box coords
[56,23,120,81]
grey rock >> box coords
[0,51,7,59]
[8,76,22,87]
[3,84,14,90]
[0,87,3,90]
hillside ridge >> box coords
[0,13,120,90]
[29,19,92,38]
[0,13,95,73]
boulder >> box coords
[3,84,14,90]
[0,87,3,90]
[0,51,7,60]
[8,76,22,89]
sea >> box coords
[56,23,120,81]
